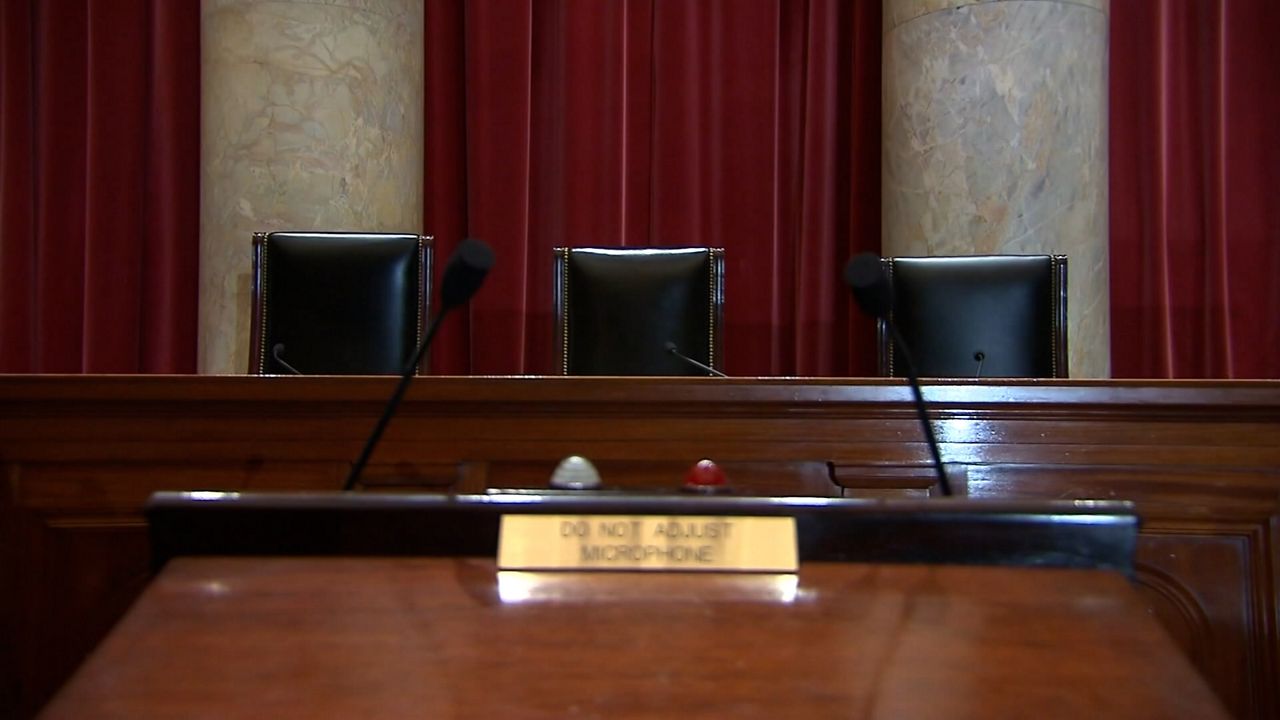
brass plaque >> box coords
[497,515,797,572]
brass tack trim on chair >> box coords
[708,250,716,370]
[1050,254,1061,379]
[415,236,426,354]
[1049,254,1059,376]
[255,232,269,374]
[559,247,570,375]
[885,258,896,377]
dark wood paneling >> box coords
[1134,528,1264,718]
[1,468,20,716]
[14,516,149,720]
[1,376,1278,718]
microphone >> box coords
[973,351,986,378]
[665,341,728,377]
[343,238,495,491]
[271,343,302,375]
[843,253,952,497]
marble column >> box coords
[199,0,423,374]
[883,0,1109,377]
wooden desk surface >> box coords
[5,376,1277,718]
[41,557,1228,719]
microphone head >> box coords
[664,341,678,354]
[843,253,893,319]
[439,238,495,311]
[272,343,286,356]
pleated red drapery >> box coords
[1110,0,1280,378]
[425,0,882,377]
[0,0,199,373]
[427,0,1280,378]
[2,1,1278,378]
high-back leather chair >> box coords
[249,231,432,375]
[879,254,1068,378]
[554,247,725,375]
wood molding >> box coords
[1,375,1277,718]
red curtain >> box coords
[1110,0,1280,378]
[0,0,199,373]
[429,0,1280,378]
[3,1,1278,378]
[426,0,881,376]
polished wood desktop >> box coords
[39,556,1229,719]
[2,375,1279,717]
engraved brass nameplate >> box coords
[497,515,798,572]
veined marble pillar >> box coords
[883,0,1109,377]
[199,0,423,374]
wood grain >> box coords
[2,375,1278,718]
[40,557,1229,719]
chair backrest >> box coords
[879,254,1068,378]
[249,232,432,375]
[554,247,725,375]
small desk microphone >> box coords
[343,238,495,491]
[665,341,728,378]
[973,351,986,378]
[844,253,952,496]
[271,343,302,375]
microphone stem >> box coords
[888,323,953,497]
[681,353,727,378]
[666,343,727,377]
[343,307,451,491]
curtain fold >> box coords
[426,0,882,376]
[424,0,470,375]
[1110,0,1280,378]
[0,0,199,373]
[143,0,202,373]
[2,2,1278,377]
[0,0,36,370]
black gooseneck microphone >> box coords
[843,253,952,496]
[973,350,986,378]
[664,341,728,378]
[343,238,495,491]
[271,343,302,375]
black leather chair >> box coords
[879,254,1068,378]
[553,247,725,375]
[249,231,432,375]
